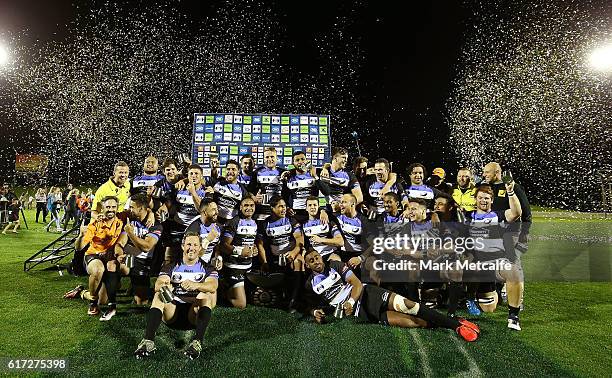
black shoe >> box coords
[184,340,202,360]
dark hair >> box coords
[434,192,455,207]
[226,159,240,169]
[375,158,390,171]
[162,158,178,169]
[269,195,285,208]
[383,192,400,203]
[182,231,201,245]
[407,162,427,178]
[198,197,216,213]
[408,198,428,208]
[130,193,150,208]
[240,154,253,161]
[188,164,203,173]
[332,147,348,158]
[292,150,305,158]
[306,195,319,203]
[352,156,368,171]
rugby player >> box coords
[282,150,319,224]
[302,196,343,261]
[401,163,444,214]
[319,147,363,211]
[75,196,124,316]
[238,154,254,185]
[134,232,218,360]
[465,184,524,330]
[164,164,207,263]
[208,160,249,225]
[256,196,305,311]
[153,158,180,218]
[131,156,164,196]
[220,197,259,309]
[247,147,286,221]
[334,194,381,271]
[107,194,163,318]
[303,249,479,342]
[186,198,222,265]
[362,158,403,215]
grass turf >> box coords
[0,209,610,377]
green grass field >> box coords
[0,208,610,377]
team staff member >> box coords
[92,161,131,218]
[75,196,124,316]
[134,232,218,360]
[452,167,477,212]
[303,249,480,342]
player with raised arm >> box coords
[362,158,403,215]
[208,160,249,225]
[318,147,363,211]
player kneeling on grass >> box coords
[135,231,218,360]
[303,249,480,342]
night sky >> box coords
[0,0,610,210]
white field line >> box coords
[409,329,432,378]
[450,334,483,378]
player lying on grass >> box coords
[303,248,480,342]
[135,231,218,360]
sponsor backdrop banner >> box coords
[192,113,331,176]
[14,154,49,174]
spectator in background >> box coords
[2,197,20,234]
[46,187,63,233]
[35,187,48,223]
[63,189,80,230]
[76,192,92,225]
[27,193,35,210]
[61,184,74,223]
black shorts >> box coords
[130,257,152,277]
[83,251,114,273]
[130,275,151,289]
[221,266,249,288]
[355,285,391,325]
[166,302,195,330]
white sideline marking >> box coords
[409,329,432,378]
[450,334,483,378]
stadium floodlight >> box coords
[0,44,8,66]
[588,43,612,72]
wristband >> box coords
[347,298,356,307]
[507,191,515,197]
[358,255,364,263]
